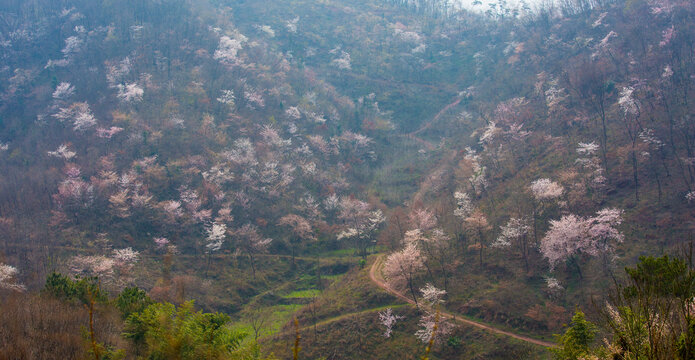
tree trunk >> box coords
[408,275,419,307]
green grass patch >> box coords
[283,289,321,299]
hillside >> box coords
[1,0,695,359]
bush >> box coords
[115,287,153,319]
[124,301,248,359]
[43,272,107,304]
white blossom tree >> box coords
[378,307,404,338]
[0,263,25,291]
[414,284,454,346]
[493,217,532,271]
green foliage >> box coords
[43,272,107,304]
[623,255,695,301]
[446,336,462,348]
[550,310,597,360]
[677,318,695,360]
[116,287,154,319]
[604,255,695,359]
[124,301,248,360]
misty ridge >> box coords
[0,0,694,359]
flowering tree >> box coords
[409,227,455,292]
[205,222,226,254]
[492,217,532,271]
[117,83,144,103]
[52,82,74,100]
[70,255,116,279]
[278,214,314,267]
[540,208,623,277]
[384,243,425,305]
[337,198,385,258]
[0,263,25,291]
[465,209,491,267]
[453,191,474,219]
[112,247,140,287]
[576,141,607,191]
[378,307,404,338]
[618,85,643,201]
[53,165,94,221]
[53,102,97,132]
[529,178,564,245]
[420,283,446,306]
[540,214,590,275]
[414,284,454,346]
[409,208,437,231]
[530,178,564,201]
[214,34,247,65]
[48,144,76,160]
[234,224,272,279]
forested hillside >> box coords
[1,0,694,359]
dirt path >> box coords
[411,149,458,205]
[260,304,407,342]
[409,97,462,137]
[369,255,556,348]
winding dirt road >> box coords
[369,255,556,348]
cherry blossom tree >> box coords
[0,263,25,291]
[234,224,272,279]
[453,191,474,219]
[53,102,97,132]
[112,247,140,287]
[95,126,124,139]
[529,178,564,245]
[540,214,588,275]
[214,34,247,65]
[576,141,607,191]
[540,208,623,277]
[69,255,116,280]
[492,217,532,271]
[278,214,315,267]
[384,243,425,305]
[378,308,404,338]
[52,82,74,100]
[53,165,94,218]
[409,208,437,231]
[205,222,227,254]
[415,284,454,345]
[420,283,446,306]
[530,178,564,201]
[47,144,76,160]
[337,197,384,258]
[618,86,643,201]
[117,83,144,103]
[465,209,491,267]
[415,310,455,346]
[331,51,352,70]
[217,89,236,108]
[153,236,170,249]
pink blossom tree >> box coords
[234,224,272,279]
[384,243,425,306]
[540,208,623,277]
[278,214,315,267]
[465,209,491,268]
